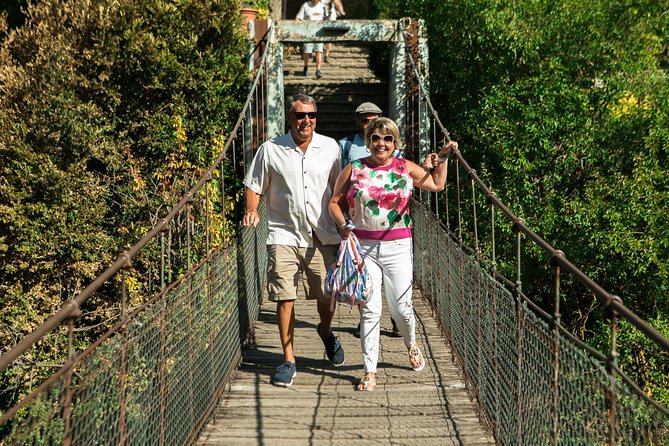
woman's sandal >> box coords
[409,344,425,372]
[356,373,377,391]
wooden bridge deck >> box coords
[196,289,496,445]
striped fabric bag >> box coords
[324,233,373,311]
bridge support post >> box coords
[389,27,405,144]
[550,253,564,446]
[243,20,255,164]
[265,22,284,140]
[416,19,430,163]
[513,228,524,445]
[607,298,621,446]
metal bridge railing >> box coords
[0,23,274,446]
[412,201,669,445]
[400,20,669,446]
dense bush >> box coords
[372,0,669,404]
[0,0,248,417]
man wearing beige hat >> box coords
[339,102,387,167]
[337,101,401,338]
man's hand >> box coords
[243,188,261,228]
[243,210,260,228]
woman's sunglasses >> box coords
[294,112,317,119]
[370,134,395,143]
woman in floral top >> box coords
[329,117,457,391]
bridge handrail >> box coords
[399,23,669,355]
[456,152,669,352]
[0,22,275,375]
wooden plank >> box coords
[195,289,496,445]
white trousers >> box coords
[358,238,415,373]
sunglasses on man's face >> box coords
[370,134,394,143]
[294,111,317,119]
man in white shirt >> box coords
[296,0,326,79]
[243,94,345,387]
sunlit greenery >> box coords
[0,0,248,426]
[372,0,669,406]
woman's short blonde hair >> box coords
[364,117,401,148]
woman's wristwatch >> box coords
[339,221,355,233]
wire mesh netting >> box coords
[411,198,669,445]
[1,204,268,446]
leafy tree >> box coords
[372,0,669,405]
[0,0,248,419]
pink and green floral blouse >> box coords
[346,157,414,240]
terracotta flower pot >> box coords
[240,7,258,28]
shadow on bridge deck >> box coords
[196,288,495,445]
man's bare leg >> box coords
[324,43,332,63]
[315,298,345,365]
[277,300,296,362]
[302,52,311,76]
[333,0,345,15]
[315,52,322,71]
[315,51,323,78]
[316,299,334,337]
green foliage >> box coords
[0,0,248,420]
[592,318,669,405]
[371,0,669,405]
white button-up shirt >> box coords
[243,131,342,247]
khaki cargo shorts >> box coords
[267,236,336,302]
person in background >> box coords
[338,102,401,338]
[296,0,325,79]
[329,117,458,391]
[331,0,345,16]
[243,94,345,387]
[321,0,339,64]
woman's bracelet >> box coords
[339,221,355,232]
[429,156,448,172]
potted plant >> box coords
[240,0,268,21]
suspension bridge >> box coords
[1,16,669,446]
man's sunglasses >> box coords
[370,134,395,143]
[294,111,317,119]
